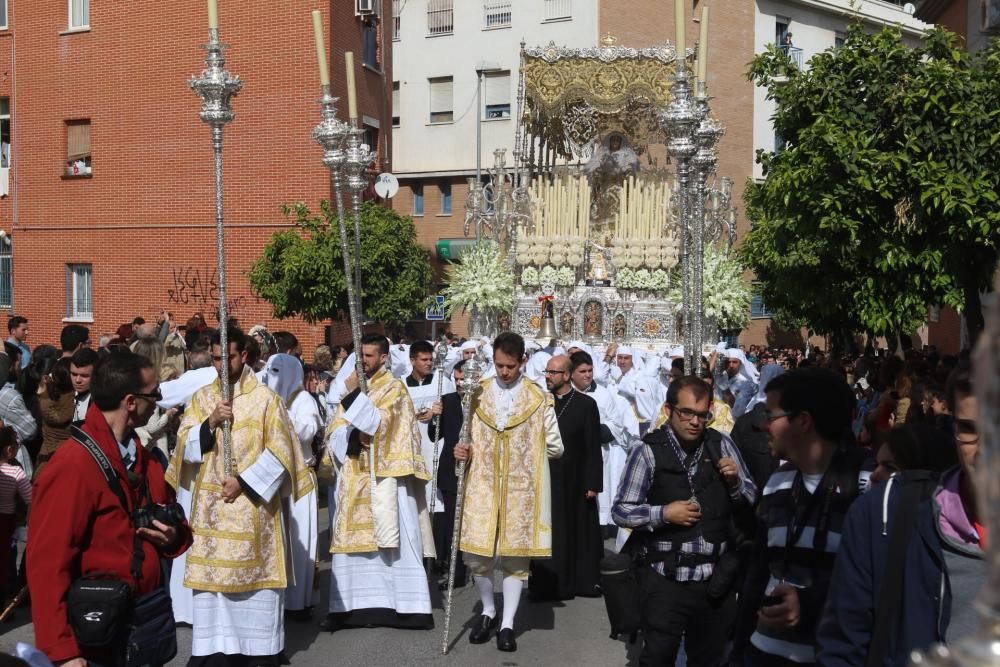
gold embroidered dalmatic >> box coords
[327,367,433,555]
[460,379,556,558]
[165,367,314,594]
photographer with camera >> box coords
[27,351,192,666]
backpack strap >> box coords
[864,470,939,667]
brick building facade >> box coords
[1,0,393,352]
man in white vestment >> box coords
[166,329,313,666]
[321,334,435,632]
[266,353,322,620]
[715,348,759,418]
[614,346,664,436]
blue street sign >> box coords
[425,295,446,321]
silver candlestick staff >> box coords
[190,25,242,476]
[428,335,449,525]
[661,49,701,376]
[312,88,376,492]
[690,81,725,373]
[442,350,484,655]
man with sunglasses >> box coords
[613,376,756,666]
[817,360,985,665]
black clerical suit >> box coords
[427,391,466,586]
[529,388,604,600]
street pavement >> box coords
[0,503,641,666]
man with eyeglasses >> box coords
[613,375,756,666]
[529,354,603,601]
[736,368,872,666]
[817,360,985,665]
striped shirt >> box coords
[612,427,757,580]
[0,384,38,445]
[750,456,873,663]
[0,461,31,514]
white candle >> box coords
[697,5,710,84]
[208,0,219,30]
[345,51,359,119]
[675,0,686,62]
[311,10,330,87]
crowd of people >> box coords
[0,311,986,667]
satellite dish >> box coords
[903,2,916,14]
[374,172,400,199]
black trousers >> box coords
[433,489,466,586]
[638,569,736,667]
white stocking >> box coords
[474,575,496,618]
[500,575,523,631]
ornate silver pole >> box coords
[661,49,700,375]
[313,87,376,492]
[428,335,449,524]
[190,26,242,477]
[343,120,377,493]
[442,351,484,655]
[691,81,724,376]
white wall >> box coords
[392,0,598,175]
[752,0,931,180]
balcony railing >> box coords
[392,0,401,40]
[543,0,572,21]
[779,45,803,70]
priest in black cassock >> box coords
[529,354,604,600]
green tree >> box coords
[249,201,433,328]
[741,25,1000,345]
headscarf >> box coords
[725,348,760,384]
[267,353,304,406]
[746,363,784,413]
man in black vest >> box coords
[613,376,757,666]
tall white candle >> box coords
[697,5,710,84]
[345,52,359,119]
[675,0,686,62]
[208,0,219,29]
[311,10,330,87]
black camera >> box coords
[133,502,186,530]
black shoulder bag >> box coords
[66,426,178,667]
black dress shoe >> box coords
[318,614,342,632]
[469,614,497,644]
[496,627,517,652]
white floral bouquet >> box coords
[667,245,750,330]
[521,265,541,286]
[539,265,559,286]
[441,241,516,315]
[555,266,576,287]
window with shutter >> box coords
[483,0,511,28]
[66,120,92,176]
[427,0,453,35]
[483,71,510,119]
[428,76,453,123]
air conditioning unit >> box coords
[985,0,1000,33]
[356,0,376,16]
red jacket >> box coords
[26,403,192,663]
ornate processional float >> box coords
[459,12,744,373]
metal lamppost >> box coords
[189,22,242,476]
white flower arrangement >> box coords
[521,265,541,286]
[555,266,576,287]
[441,241,516,315]
[667,245,751,331]
[539,265,559,286]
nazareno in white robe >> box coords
[284,391,321,612]
[326,393,433,622]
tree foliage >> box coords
[248,201,433,327]
[741,25,1000,342]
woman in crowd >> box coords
[33,358,75,481]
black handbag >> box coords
[67,427,178,667]
[599,551,642,640]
